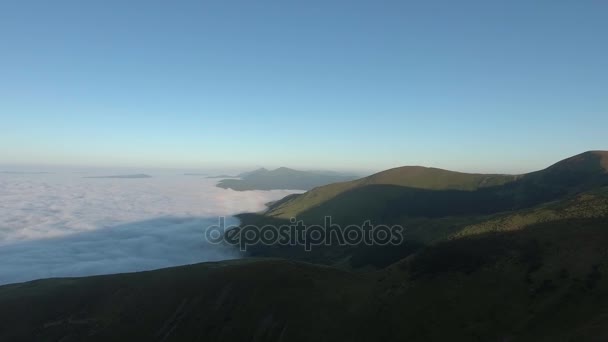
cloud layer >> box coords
[0,173,301,285]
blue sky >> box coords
[0,0,606,173]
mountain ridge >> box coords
[217,167,357,191]
[265,151,608,220]
[1,151,608,340]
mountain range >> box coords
[216,167,358,191]
[1,151,607,341]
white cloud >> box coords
[0,173,302,285]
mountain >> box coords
[238,151,608,268]
[216,167,358,191]
[237,167,269,178]
[203,174,238,178]
[263,151,608,221]
[1,217,607,340]
[1,151,608,341]
[263,166,518,219]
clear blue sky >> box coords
[0,0,606,173]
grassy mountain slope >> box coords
[265,166,518,218]
[238,151,608,269]
[455,186,608,238]
[382,217,608,341]
[216,167,357,191]
[0,259,373,342]
[1,216,607,341]
[242,185,608,270]
[2,151,608,340]
[265,151,608,221]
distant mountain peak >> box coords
[274,167,295,172]
[218,167,357,191]
[545,150,608,174]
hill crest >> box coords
[265,151,608,219]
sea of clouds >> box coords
[0,171,302,285]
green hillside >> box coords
[265,151,608,221]
[454,187,608,238]
[265,166,518,218]
[238,151,608,269]
[1,217,607,341]
[2,151,608,341]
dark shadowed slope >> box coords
[1,216,608,341]
[0,260,373,342]
[241,185,608,270]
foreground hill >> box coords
[1,216,607,341]
[216,167,357,191]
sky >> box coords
[0,0,606,174]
